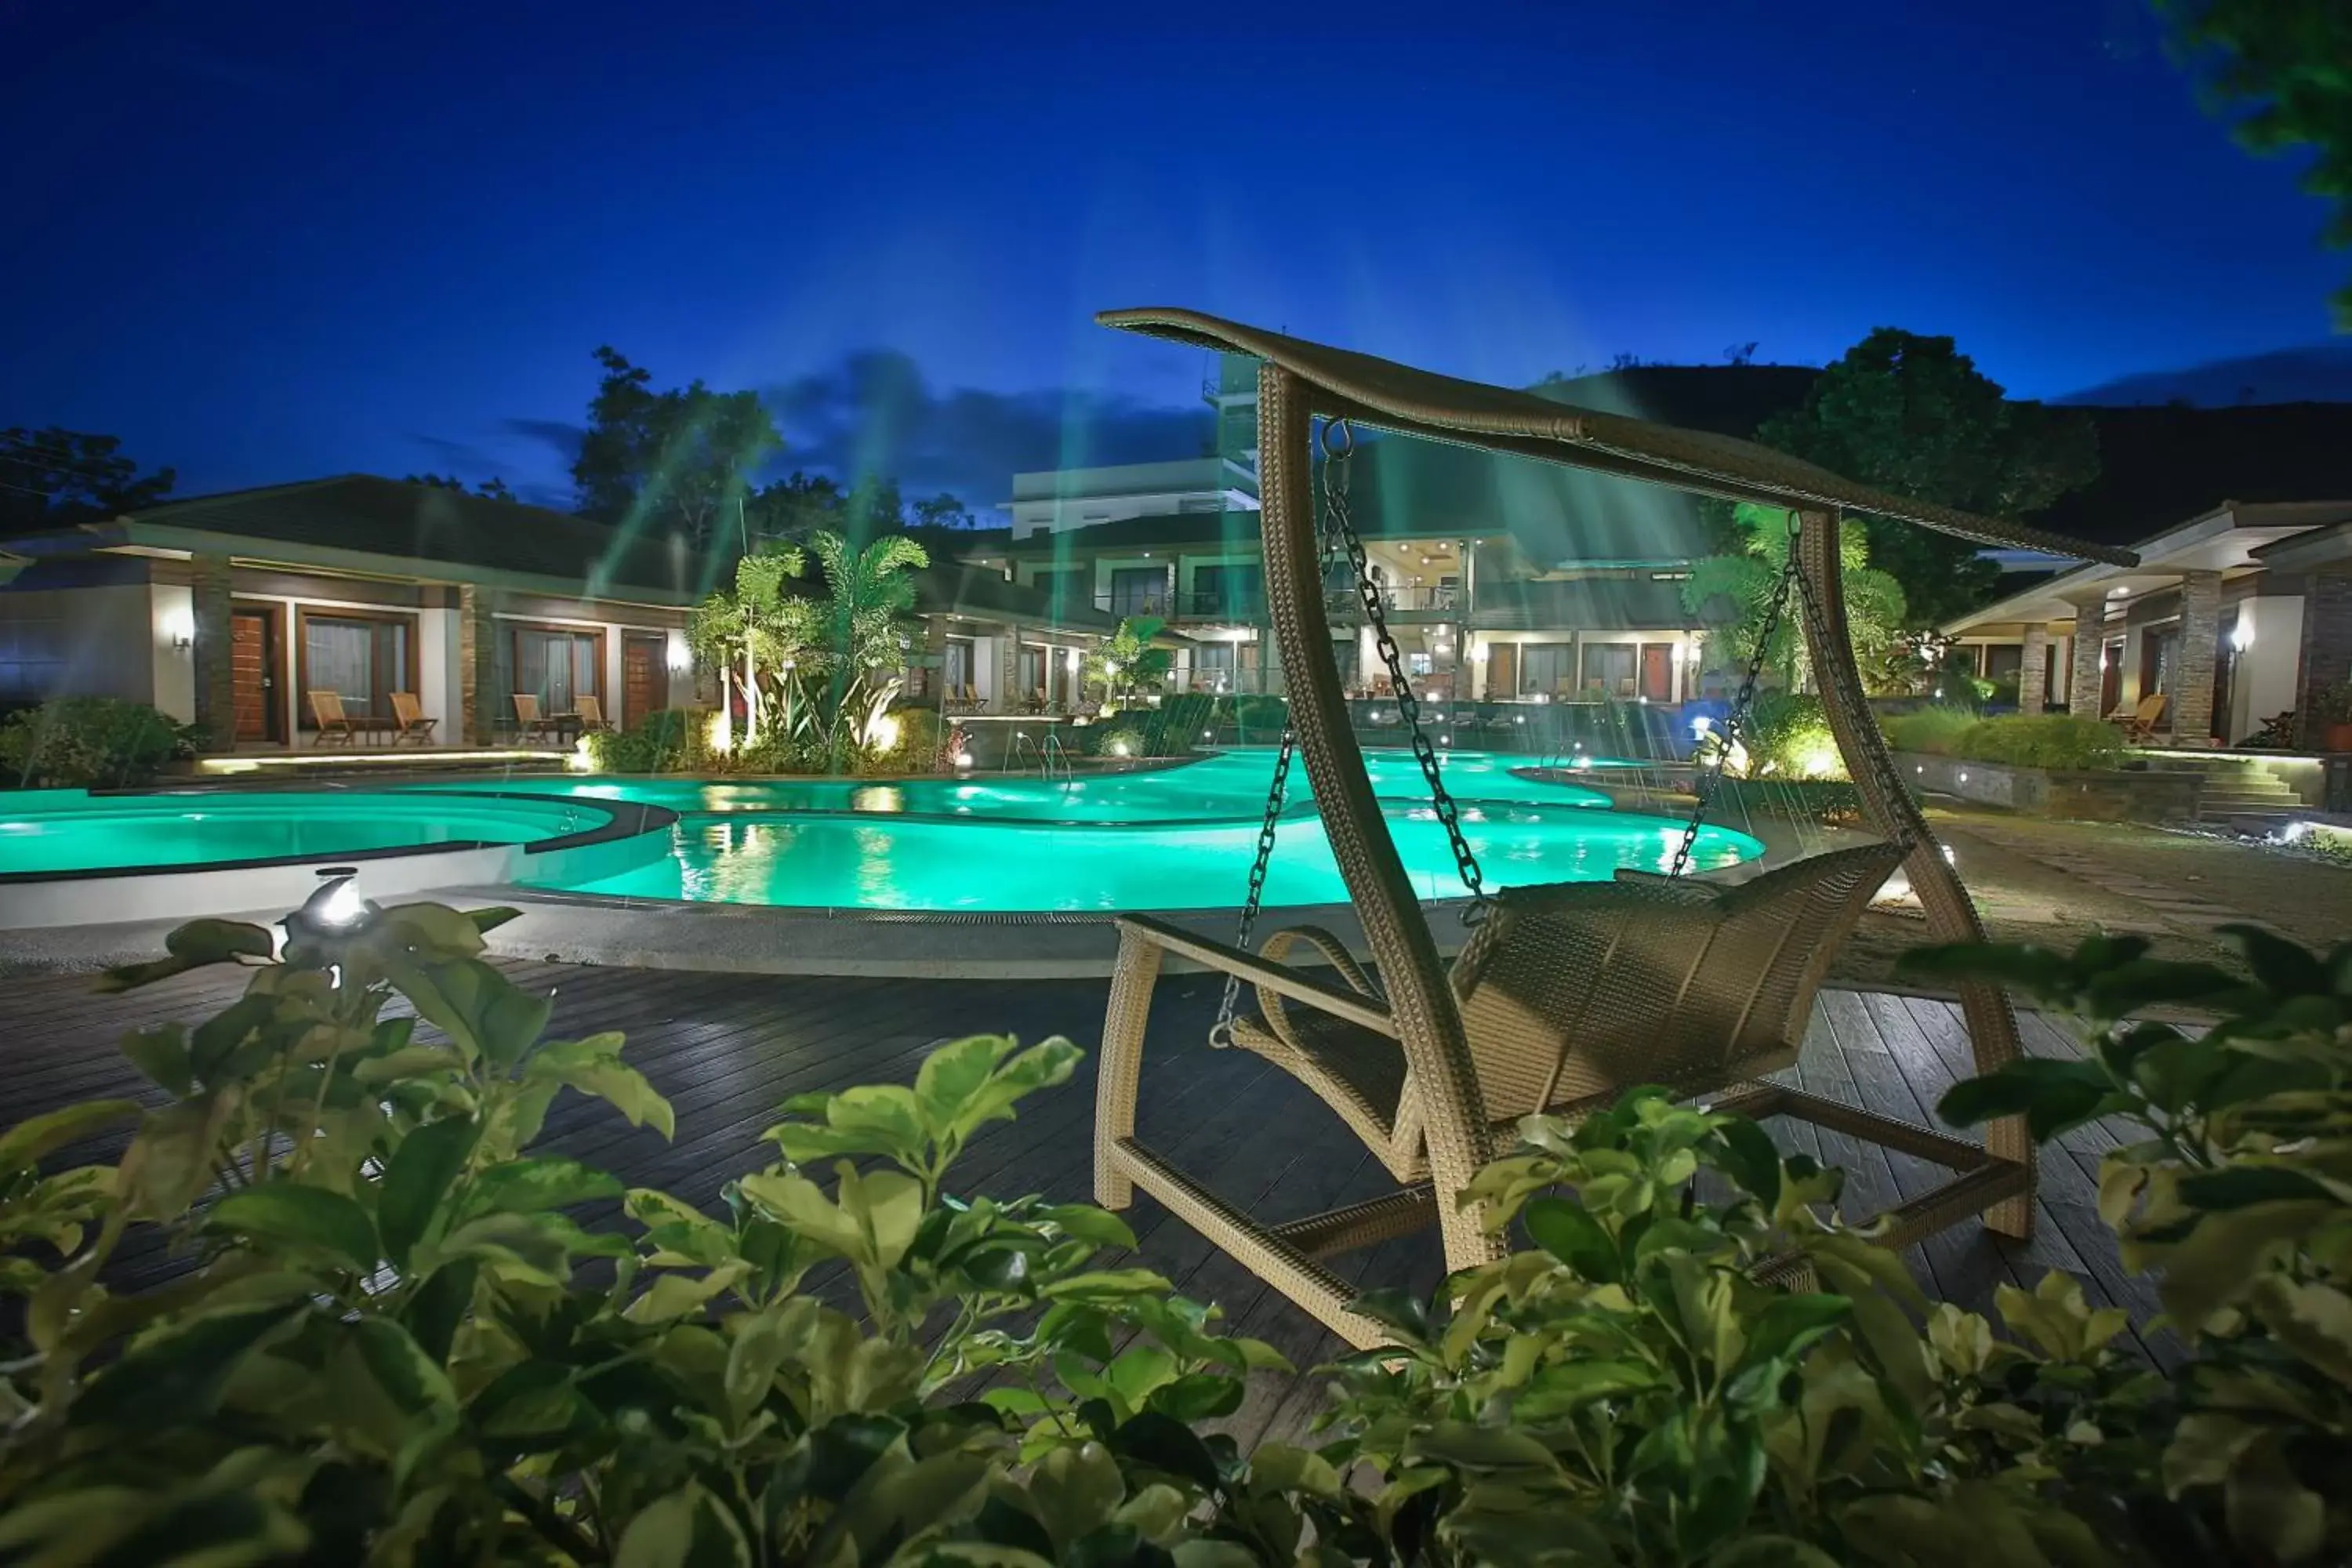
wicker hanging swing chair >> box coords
[1088,309,2139,1349]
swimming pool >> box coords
[492,748,1762,913]
[0,789,609,875]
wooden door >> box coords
[230,610,274,742]
[622,632,663,727]
[1639,643,1673,702]
[2100,641,2124,717]
[1486,642,1517,699]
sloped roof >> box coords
[908,561,1118,633]
[1101,308,2135,566]
[87,475,709,598]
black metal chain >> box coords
[1323,420,1492,924]
[1668,516,1803,880]
[1210,423,1349,1047]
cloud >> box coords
[762,350,1212,509]
[500,419,589,466]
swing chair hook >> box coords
[1317,416,1356,460]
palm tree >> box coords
[688,543,821,750]
[1681,505,1906,694]
[1080,615,1173,710]
[805,530,929,768]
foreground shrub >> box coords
[0,695,192,787]
[7,900,2346,1564]
[0,894,1320,1565]
[1737,691,1846,780]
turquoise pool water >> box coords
[0,790,605,877]
[494,748,1762,913]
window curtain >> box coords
[307,620,374,712]
[1520,641,1573,696]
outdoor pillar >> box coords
[2064,595,2107,716]
[2296,567,2352,750]
[460,585,498,744]
[188,554,235,751]
[1795,511,2032,1238]
[2019,626,2049,716]
[998,624,1020,712]
[2172,570,2223,743]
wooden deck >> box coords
[0,959,2168,1447]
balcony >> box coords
[1323,583,1462,620]
[1171,590,1267,622]
[1096,591,1171,620]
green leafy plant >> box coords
[1882,704,1983,757]
[1904,925,2352,1565]
[0,895,1339,1566]
[1316,1089,2142,1567]
[1080,616,1173,710]
[0,696,192,788]
[1088,721,1147,760]
[582,707,707,773]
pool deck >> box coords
[2,955,2170,1448]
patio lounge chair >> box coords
[574,694,612,733]
[389,692,437,746]
[2109,691,2166,744]
[308,690,358,746]
[511,693,557,745]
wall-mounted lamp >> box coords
[161,606,195,650]
[2230,622,2254,653]
[666,629,692,673]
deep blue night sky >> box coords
[2,0,2341,510]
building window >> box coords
[944,636,975,700]
[1194,642,1236,691]
[1193,563,1263,617]
[1029,569,1085,610]
[1108,567,1167,618]
[1581,641,1635,698]
[512,626,602,716]
[1017,644,1046,704]
[1519,641,1574,698]
[300,612,412,723]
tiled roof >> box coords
[100,475,710,598]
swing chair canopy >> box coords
[1099,307,2137,568]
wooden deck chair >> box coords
[308,690,358,746]
[574,694,612,733]
[1085,307,2143,1350]
[388,692,437,746]
[511,692,555,744]
[2110,691,2166,744]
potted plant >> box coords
[2319,678,2352,752]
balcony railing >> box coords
[1097,592,1171,619]
[1323,583,1462,617]
[1172,590,1267,621]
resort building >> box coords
[1943,499,2352,747]
[0,476,1112,747]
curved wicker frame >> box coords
[1092,311,2133,1346]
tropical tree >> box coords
[687,543,821,750]
[1754,328,2098,626]
[1080,615,1174,708]
[1682,505,1907,693]
[2157,0,2352,326]
[805,531,930,766]
[571,347,783,554]
[0,428,174,530]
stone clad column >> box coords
[2172,570,2223,744]
[2019,626,2049,716]
[461,586,498,744]
[2065,595,2107,716]
[188,554,235,750]
[2296,567,2352,750]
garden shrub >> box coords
[1135,691,1219,757]
[9,898,2347,1564]
[0,695,193,788]
[1958,714,2125,771]
[1740,691,1846,780]
[864,702,942,774]
[1711,775,1864,826]
[581,706,705,773]
[1882,703,1981,757]
[1089,720,1148,759]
